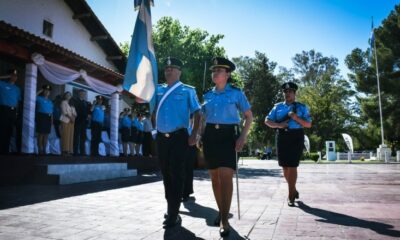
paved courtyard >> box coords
[1,160,400,239]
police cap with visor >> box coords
[281,82,298,92]
[164,57,183,70]
[210,57,236,72]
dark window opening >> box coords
[43,20,53,38]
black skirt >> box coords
[120,127,131,142]
[276,129,304,167]
[203,124,239,170]
[130,127,138,142]
[36,112,52,134]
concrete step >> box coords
[38,163,137,185]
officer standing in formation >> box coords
[73,89,89,156]
[265,82,311,206]
[36,84,53,155]
[202,57,253,237]
[155,57,201,228]
[0,69,21,154]
[90,95,105,156]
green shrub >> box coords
[309,152,319,162]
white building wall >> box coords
[0,0,117,70]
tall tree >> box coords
[153,17,226,97]
[345,5,400,153]
[120,17,226,98]
[234,52,280,149]
[292,50,356,151]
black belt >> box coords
[206,123,237,130]
[277,128,303,133]
[0,105,16,111]
[158,128,186,138]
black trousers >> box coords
[142,132,153,156]
[157,129,189,219]
[0,105,17,154]
[183,145,197,197]
[91,122,102,156]
[74,121,87,155]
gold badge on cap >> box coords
[285,83,290,89]
[167,57,171,65]
[214,59,218,65]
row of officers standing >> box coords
[0,69,152,157]
[1,57,312,237]
[155,56,311,237]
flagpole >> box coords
[373,28,385,146]
[202,61,207,91]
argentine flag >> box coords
[368,20,375,62]
[123,0,157,111]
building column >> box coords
[21,63,37,153]
[109,92,120,157]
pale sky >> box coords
[87,0,399,77]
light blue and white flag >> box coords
[368,20,375,62]
[123,0,157,111]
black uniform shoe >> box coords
[219,225,230,237]
[163,215,181,228]
[287,197,295,207]
[295,190,299,199]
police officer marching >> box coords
[201,57,253,237]
[90,95,105,156]
[155,57,201,228]
[265,82,312,206]
[36,84,53,155]
[0,69,21,154]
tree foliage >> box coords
[345,4,400,152]
[292,50,357,151]
[234,52,280,149]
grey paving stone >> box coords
[1,160,400,239]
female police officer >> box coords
[265,82,311,206]
[36,84,53,155]
[202,57,253,237]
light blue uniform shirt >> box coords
[92,105,104,124]
[266,102,311,129]
[36,96,53,114]
[132,117,143,131]
[156,81,201,133]
[202,84,251,124]
[0,80,21,107]
[120,115,132,128]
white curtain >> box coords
[28,53,122,155]
[31,53,122,95]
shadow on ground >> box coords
[0,173,161,210]
[180,200,247,239]
[164,226,205,240]
[298,201,400,238]
[194,167,282,181]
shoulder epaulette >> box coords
[182,83,195,89]
[274,101,284,106]
[230,85,242,91]
[203,87,213,94]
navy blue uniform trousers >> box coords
[157,129,189,220]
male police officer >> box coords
[0,69,21,154]
[155,57,201,228]
[73,89,89,156]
